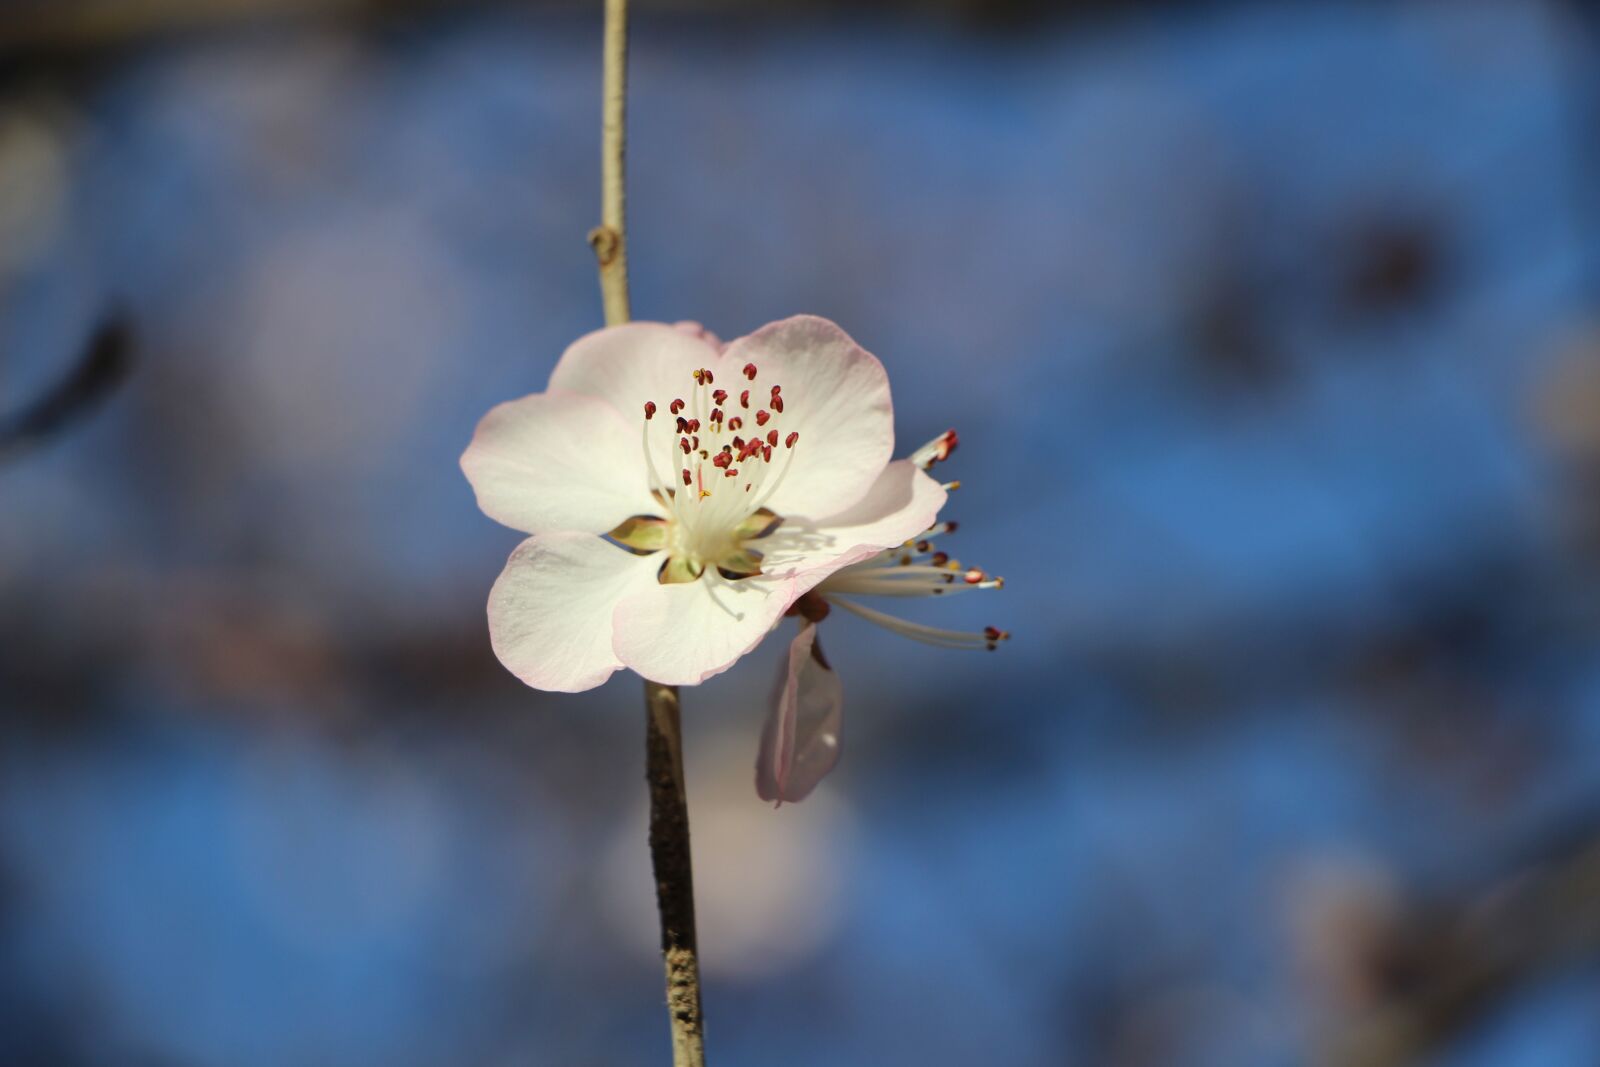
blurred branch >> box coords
[0,0,373,57]
[0,0,1119,62]
[1321,826,1600,1067]
[0,315,132,463]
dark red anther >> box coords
[727,416,743,431]
[670,398,685,415]
[712,452,731,469]
[945,521,959,533]
[984,626,1008,641]
[930,552,949,566]
[643,401,656,420]
[770,384,781,397]
[757,444,768,461]
[732,436,745,450]
[766,429,779,447]
[692,368,706,385]
[686,418,701,434]
[743,363,758,380]
[784,431,798,448]
[755,410,770,426]
[681,468,692,486]
[770,395,784,413]
[703,369,714,385]
[680,437,691,454]
[916,540,931,553]
[690,435,699,450]
[740,390,750,408]
[676,416,689,433]
[712,389,728,405]
[725,468,739,478]
[710,408,724,424]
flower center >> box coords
[626,361,798,583]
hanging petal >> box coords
[755,621,845,805]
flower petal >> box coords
[612,573,796,687]
[759,460,947,592]
[673,320,725,353]
[548,321,725,421]
[755,621,844,805]
[488,533,662,693]
[720,315,893,518]
[548,323,731,498]
[462,391,657,535]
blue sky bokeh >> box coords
[5,2,1600,1064]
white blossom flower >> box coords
[756,430,1008,804]
[461,316,948,692]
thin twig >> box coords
[586,2,705,1064]
[645,682,706,1066]
[588,0,631,326]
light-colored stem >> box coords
[589,0,631,326]
[586,3,705,1064]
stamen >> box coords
[743,363,758,380]
[785,432,798,448]
[643,401,656,420]
[910,429,959,470]
[639,415,674,506]
[825,596,1002,650]
[756,410,770,426]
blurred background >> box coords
[4,0,1600,1064]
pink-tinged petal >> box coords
[462,391,656,535]
[548,323,732,494]
[612,573,796,687]
[720,316,894,518]
[673,320,725,353]
[760,460,947,592]
[756,622,844,805]
[549,321,726,418]
[488,533,662,693]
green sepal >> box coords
[608,516,668,554]
[657,556,705,584]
